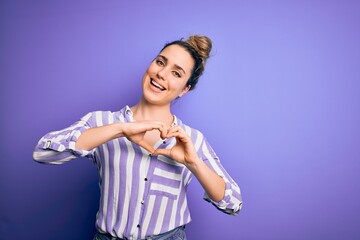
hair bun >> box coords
[186,35,212,62]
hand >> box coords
[122,121,167,153]
[154,126,226,202]
[153,125,199,166]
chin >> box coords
[143,95,165,106]
[142,91,172,106]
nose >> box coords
[157,68,167,81]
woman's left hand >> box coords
[153,125,198,166]
[154,125,226,202]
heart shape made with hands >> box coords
[126,123,194,164]
[134,129,174,155]
[125,124,169,153]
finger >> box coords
[149,122,168,139]
[144,122,169,140]
[137,140,155,154]
[166,125,183,135]
[134,121,164,130]
[145,122,165,132]
[158,125,168,139]
[166,127,188,140]
[153,148,171,157]
[166,132,190,144]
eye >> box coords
[172,71,181,78]
[156,59,165,66]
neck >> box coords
[131,97,174,126]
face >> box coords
[141,44,194,106]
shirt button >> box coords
[137,224,140,228]
[44,140,51,149]
[144,178,148,181]
[141,200,144,204]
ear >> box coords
[178,85,191,98]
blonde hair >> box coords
[187,35,212,61]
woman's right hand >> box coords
[121,121,167,153]
[76,121,166,152]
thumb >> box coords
[137,140,155,154]
[153,148,171,157]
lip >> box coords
[150,78,166,91]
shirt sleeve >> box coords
[199,138,243,216]
[32,112,96,164]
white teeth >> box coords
[151,79,165,90]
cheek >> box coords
[147,62,158,74]
[168,78,188,93]
[142,64,155,82]
[141,71,148,84]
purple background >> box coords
[1,0,360,239]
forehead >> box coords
[159,44,194,74]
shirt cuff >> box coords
[39,126,94,157]
[203,181,240,215]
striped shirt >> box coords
[33,106,242,239]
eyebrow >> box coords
[158,55,186,75]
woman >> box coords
[33,35,242,240]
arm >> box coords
[33,112,96,164]
[200,138,243,215]
[184,155,226,202]
[154,126,242,215]
[154,125,225,201]
[76,121,167,153]
[33,111,167,164]
[75,123,124,150]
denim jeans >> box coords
[93,225,187,240]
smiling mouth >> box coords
[150,79,166,91]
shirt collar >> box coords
[122,105,179,127]
[122,105,133,122]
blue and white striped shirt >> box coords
[33,106,242,239]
